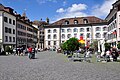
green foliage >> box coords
[117,42,120,49]
[61,38,80,51]
[67,38,80,51]
[104,43,111,51]
[5,46,10,52]
[61,42,67,50]
[5,46,13,53]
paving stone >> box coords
[0,51,120,80]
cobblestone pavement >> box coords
[0,51,120,80]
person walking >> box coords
[28,46,32,59]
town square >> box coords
[0,0,120,80]
[0,51,120,80]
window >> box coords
[48,29,51,33]
[48,35,51,39]
[103,27,107,31]
[74,33,77,37]
[48,41,51,45]
[74,20,78,24]
[103,33,107,38]
[53,29,57,33]
[67,28,71,32]
[54,41,56,45]
[9,28,11,34]
[73,28,78,32]
[9,18,12,24]
[96,27,101,31]
[13,29,15,34]
[87,33,90,38]
[83,19,88,24]
[5,27,8,33]
[17,24,20,28]
[5,36,8,42]
[86,28,90,32]
[4,17,8,22]
[80,28,84,32]
[67,34,71,38]
[13,20,15,25]
[53,34,57,39]
[65,20,69,25]
[9,36,12,42]
[80,33,83,37]
[96,33,101,38]
[13,37,15,42]
[61,29,65,33]
[62,34,65,39]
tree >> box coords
[61,41,67,51]
[66,38,80,51]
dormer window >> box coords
[65,20,69,25]
[83,19,88,24]
[74,20,78,24]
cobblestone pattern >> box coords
[0,51,120,80]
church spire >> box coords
[22,9,27,18]
[46,17,49,24]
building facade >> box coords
[0,4,16,52]
[16,13,38,48]
[106,0,120,47]
[32,20,48,50]
[44,16,107,50]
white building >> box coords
[44,16,107,50]
[106,0,120,47]
[0,4,16,52]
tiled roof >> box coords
[32,20,48,26]
[0,4,14,15]
[52,16,106,25]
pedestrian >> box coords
[28,46,32,59]
[32,48,35,59]
[111,48,119,61]
[105,49,111,62]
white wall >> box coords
[44,25,107,49]
[92,25,107,40]
[3,12,16,44]
[0,11,3,43]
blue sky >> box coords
[0,0,117,23]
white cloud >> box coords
[68,4,87,12]
[52,0,118,23]
[92,0,117,18]
[56,8,65,13]
[55,3,87,21]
